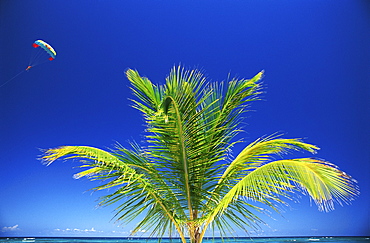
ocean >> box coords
[0,237,369,243]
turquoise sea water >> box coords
[0,237,369,243]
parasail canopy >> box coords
[32,40,57,60]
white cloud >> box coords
[85,228,96,232]
[54,227,101,233]
[2,225,20,232]
[130,229,147,233]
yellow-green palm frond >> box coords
[41,145,186,240]
[204,71,263,146]
[220,134,319,181]
[205,158,358,227]
[126,69,163,115]
[42,146,126,172]
[206,135,319,213]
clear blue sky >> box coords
[0,0,369,238]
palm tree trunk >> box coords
[188,225,202,243]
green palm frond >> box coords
[205,158,358,227]
[204,135,319,218]
[126,69,163,115]
[220,134,319,182]
[42,145,186,240]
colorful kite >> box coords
[26,40,57,70]
[0,40,57,88]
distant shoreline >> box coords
[1,236,369,239]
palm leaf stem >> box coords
[163,95,194,221]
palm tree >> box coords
[42,66,358,243]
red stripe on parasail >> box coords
[32,43,39,48]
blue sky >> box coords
[0,0,369,238]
